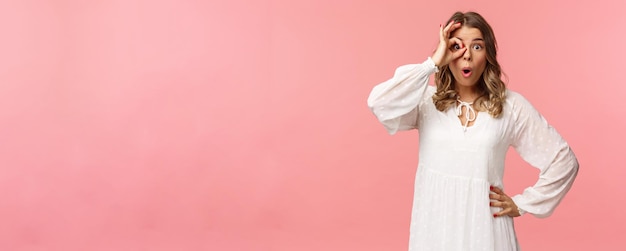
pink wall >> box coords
[0,0,623,250]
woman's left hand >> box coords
[489,186,521,217]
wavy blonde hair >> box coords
[432,12,506,117]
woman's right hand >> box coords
[431,21,467,68]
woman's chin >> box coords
[455,80,479,87]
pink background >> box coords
[0,0,623,250]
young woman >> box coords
[367,11,579,250]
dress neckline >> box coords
[456,99,478,132]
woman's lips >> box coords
[462,68,472,77]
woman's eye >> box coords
[452,44,461,50]
[473,44,483,50]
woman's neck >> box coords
[456,86,480,102]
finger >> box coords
[450,43,467,59]
[448,37,464,48]
[493,210,504,218]
[493,208,512,218]
[446,37,465,59]
[440,21,455,37]
[443,20,460,32]
[443,21,462,38]
[439,24,445,41]
[489,201,508,208]
[490,186,504,195]
[442,21,460,38]
[489,192,509,202]
[443,20,455,30]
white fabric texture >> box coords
[367,58,579,251]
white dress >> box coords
[367,58,579,251]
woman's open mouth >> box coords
[462,68,472,77]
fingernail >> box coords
[493,214,497,218]
[489,186,493,190]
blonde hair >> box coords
[432,11,506,117]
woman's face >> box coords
[448,26,488,88]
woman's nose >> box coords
[463,48,471,61]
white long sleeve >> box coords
[367,58,438,134]
[508,92,579,218]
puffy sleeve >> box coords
[508,92,579,218]
[367,57,438,134]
